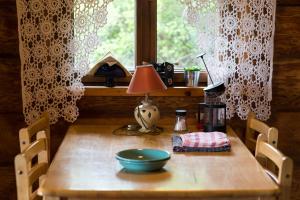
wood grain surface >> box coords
[84,86,205,97]
[0,1,18,57]
[38,121,278,199]
[0,0,300,199]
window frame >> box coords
[136,0,157,65]
[135,0,206,81]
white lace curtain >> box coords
[181,0,276,120]
[16,0,112,124]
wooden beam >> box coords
[136,0,157,65]
[84,86,204,97]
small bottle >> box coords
[174,109,188,134]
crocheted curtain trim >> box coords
[181,0,276,120]
[16,0,112,124]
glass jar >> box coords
[174,109,188,133]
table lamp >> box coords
[127,65,167,133]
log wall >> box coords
[0,0,299,199]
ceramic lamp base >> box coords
[134,101,160,133]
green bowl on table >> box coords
[116,148,170,172]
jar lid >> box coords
[176,109,187,116]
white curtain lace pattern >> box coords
[17,0,112,124]
[181,0,276,120]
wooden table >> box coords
[39,118,279,200]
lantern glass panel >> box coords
[203,103,226,132]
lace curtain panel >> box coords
[181,0,276,120]
[16,0,112,124]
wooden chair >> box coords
[15,133,49,200]
[255,134,293,200]
[246,112,278,153]
[19,113,50,162]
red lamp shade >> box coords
[127,65,167,94]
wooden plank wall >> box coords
[0,0,299,199]
[271,2,300,198]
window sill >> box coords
[84,86,204,97]
[82,71,208,85]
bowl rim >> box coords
[117,159,168,165]
[115,148,171,163]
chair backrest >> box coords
[19,113,50,162]
[15,134,49,200]
[255,134,293,200]
[246,112,278,152]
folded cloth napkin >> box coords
[172,132,231,152]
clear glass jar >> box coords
[174,109,188,134]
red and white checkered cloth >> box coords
[180,132,230,148]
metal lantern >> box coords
[198,86,227,133]
[202,103,226,132]
[197,53,227,133]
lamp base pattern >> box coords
[134,104,160,133]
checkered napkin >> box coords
[172,132,231,152]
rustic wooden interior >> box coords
[0,0,299,199]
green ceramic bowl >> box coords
[116,149,170,172]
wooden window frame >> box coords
[136,0,207,83]
[136,0,157,65]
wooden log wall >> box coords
[0,0,299,199]
[271,2,300,198]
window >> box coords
[91,0,135,71]
[91,0,201,72]
[157,0,199,70]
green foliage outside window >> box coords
[91,0,135,70]
[157,0,200,70]
[90,0,203,71]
